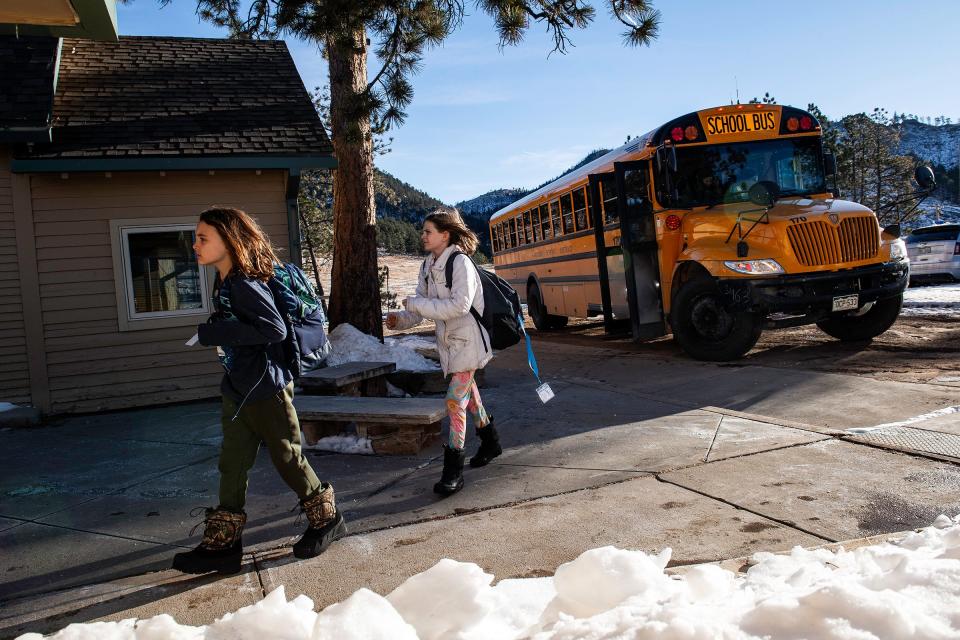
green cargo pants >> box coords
[218,383,321,512]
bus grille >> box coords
[787,216,879,266]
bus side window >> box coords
[516,215,525,245]
[540,204,551,239]
[492,226,500,253]
[509,217,518,247]
[531,207,541,242]
[560,192,574,234]
[550,200,561,236]
[600,175,619,225]
[573,187,588,231]
[499,224,507,250]
[523,210,533,244]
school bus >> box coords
[489,104,913,361]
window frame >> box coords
[110,217,214,332]
[560,192,575,234]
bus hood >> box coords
[681,197,884,273]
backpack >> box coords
[268,263,330,379]
[432,250,524,352]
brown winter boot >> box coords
[172,507,246,574]
[293,483,347,559]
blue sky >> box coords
[118,1,960,204]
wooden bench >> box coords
[299,361,397,397]
[295,396,447,455]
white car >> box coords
[906,223,960,284]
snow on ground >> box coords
[902,283,960,316]
[0,402,18,412]
[19,515,960,639]
[301,435,374,455]
[326,324,438,371]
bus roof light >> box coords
[787,117,800,132]
[800,116,813,131]
[671,127,684,142]
[684,126,698,141]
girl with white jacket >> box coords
[386,210,501,495]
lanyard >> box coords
[520,313,542,385]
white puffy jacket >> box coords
[392,245,493,376]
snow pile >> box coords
[0,402,18,412]
[19,515,960,639]
[902,283,960,315]
[326,324,438,371]
[302,434,374,455]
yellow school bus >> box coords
[489,104,912,360]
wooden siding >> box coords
[28,169,291,414]
[0,150,31,405]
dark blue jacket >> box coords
[197,272,292,403]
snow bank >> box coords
[19,515,960,640]
[0,402,18,413]
[902,283,960,316]
[326,324,438,371]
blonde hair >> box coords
[424,208,479,256]
[199,207,279,281]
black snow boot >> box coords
[433,446,465,496]
[469,420,502,468]
[293,483,347,559]
[172,507,246,575]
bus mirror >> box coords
[823,151,837,177]
[914,165,936,190]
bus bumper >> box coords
[717,261,909,315]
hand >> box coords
[385,313,398,329]
[402,296,414,310]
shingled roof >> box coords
[0,36,59,141]
[11,35,333,167]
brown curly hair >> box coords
[424,208,479,256]
[198,207,279,281]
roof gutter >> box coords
[10,154,337,173]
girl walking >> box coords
[386,210,502,496]
[173,207,345,574]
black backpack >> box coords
[433,250,524,352]
[268,263,330,379]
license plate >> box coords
[832,294,859,312]
[703,111,778,137]
[918,246,932,255]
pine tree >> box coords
[187,0,661,338]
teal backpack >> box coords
[268,263,330,378]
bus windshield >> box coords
[668,138,827,208]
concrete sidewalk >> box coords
[2,338,959,637]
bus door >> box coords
[588,173,618,332]
[614,160,666,340]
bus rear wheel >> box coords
[528,283,568,331]
[672,277,762,361]
[816,294,902,342]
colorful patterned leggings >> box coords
[445,371,489,450]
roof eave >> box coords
[0,0,118,41]
[10,154,338,173]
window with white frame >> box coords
[111,219,212,330]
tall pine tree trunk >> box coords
[326,29,383,339]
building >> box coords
[1,33,336,415]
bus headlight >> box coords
[889,239,908,261]
[723,259,785,275]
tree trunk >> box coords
[326,29,383,340]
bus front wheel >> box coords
[528,284,568,331]
[816,294,902,342]
[672,277,762,361]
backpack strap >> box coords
[443,250,490,353]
